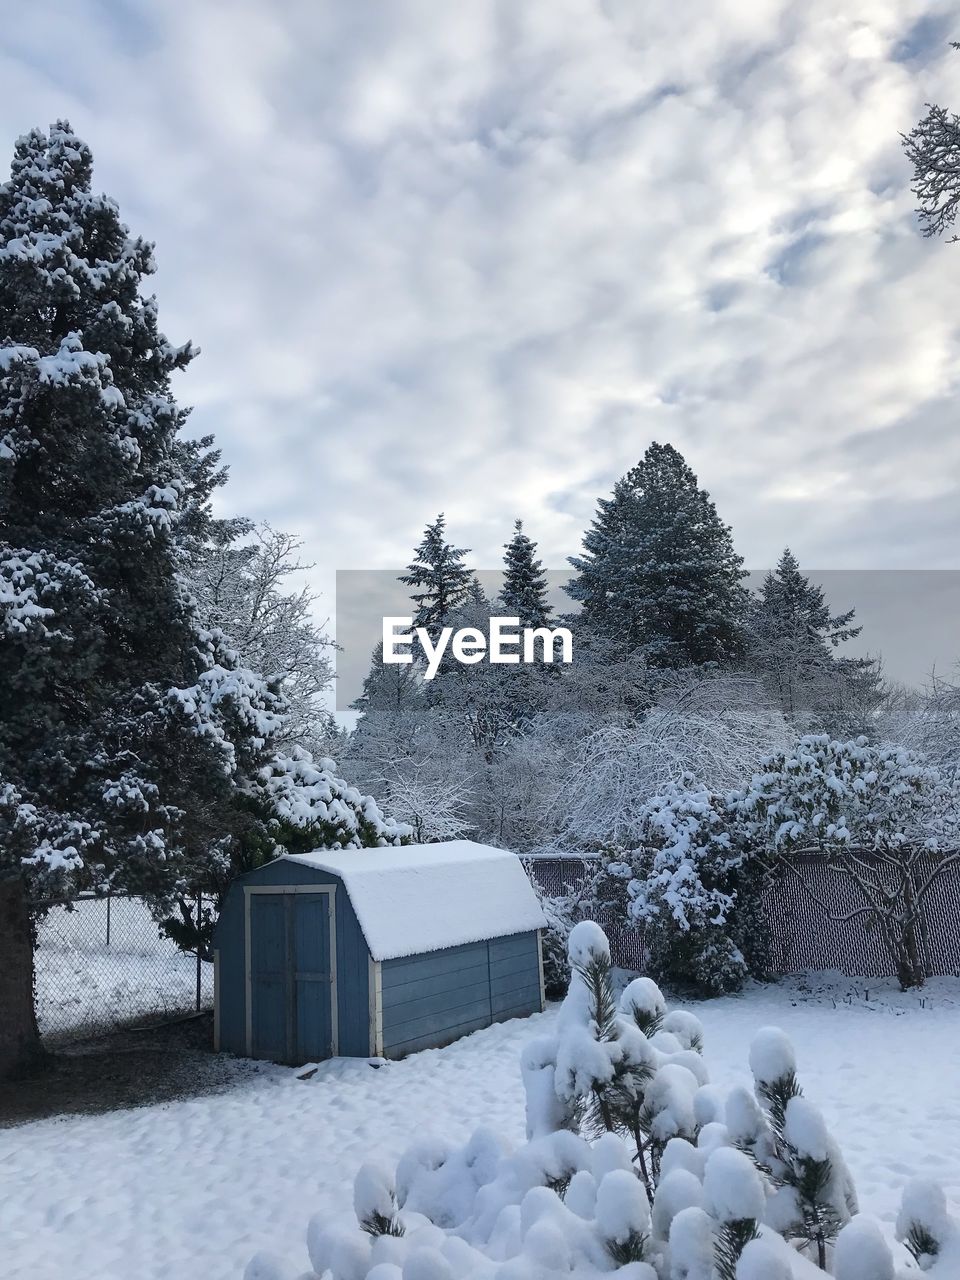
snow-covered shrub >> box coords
[535,888,576,1000]
[253,749,412,852]
[897,1178,960,1271]
[743,1026,858,1269]
[740,734,960,990]
[593,777,769,996]
[832,1216,895,1280]
[702,1148,764,1280]
[255,922,956,1280]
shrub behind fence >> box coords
[527,854,960,979]
[34,894,214,1043]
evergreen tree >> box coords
[747,549,877,732]
[398,513,471,642]
[566,442,749,667]
[0,123,282,1074]
[499,519,551,628]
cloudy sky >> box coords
[4,2,960,663]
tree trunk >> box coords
[893,872,928,991]
[0,876,42,1077]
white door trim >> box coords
[368,954,383,1057]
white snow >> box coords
[565,919,610,967]
[748,1024,797,1085]
[3,977,960,1280]
[783,1096,830,1162]
[702,1146,766,1224]
[594,1167,650,1244]
[833,1216,895,1280]
[619,976,667,1027]
[736,1237,793,1280]
[283,840,546,960]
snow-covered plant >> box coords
[253,749,412,853]
[832,1215,895,1280]
[556,676,790,851]
[551,925,710,1206]
[187,522,336,754]
[746,1026,858,1268]
[0,122,294,1073]
[896,1178,960,1271]
[554,924,641,1141]
[535,888,576,999]
[253,921,958,1280]
[589,775,769,996]
[623,778,758,995]
[702,1148,764,1280]
[740,735,960,989]
[347,668,477,845]
[354,1162,405,1238]
[734,1236,793,1280]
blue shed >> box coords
[212,840,547,1065]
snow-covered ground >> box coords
[3,975,958,1280]
[35,897,213,1040]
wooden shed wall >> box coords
[380,930,543,1058]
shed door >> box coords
[250,895,289,1061]
[250,893,334,1064]
[293,894,334,1063]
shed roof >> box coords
[280,840,546,961]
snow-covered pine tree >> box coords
[0,123,283,1074]
[746,1026,858,1268]
[896,1178,960,1270]
[566,442,749,667]
[398,513,471,643]
[747,549,879,734]
[499,519,551,629]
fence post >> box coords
[196,893,202,1013]
[106,893,111,948]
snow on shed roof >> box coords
[281,840,546,961]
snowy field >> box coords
[35,897,213,1040]
[3,975,959,1280]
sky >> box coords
[3,1,960,682]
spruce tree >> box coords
[566,442,749,667]
[499,519,551,628]
[398,513,471,641]
[747,549,875,730]
[0,123,280,1074]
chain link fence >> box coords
[527,854,960,979]
[34,894,215,1044]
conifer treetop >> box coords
[567,441,748,666]
[500,518,552,630]
[398,512,472,641]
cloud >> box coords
[2,0,960,612]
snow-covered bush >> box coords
[740,735,960,989]
[253,749,412,852]
[590,778,769,996]
[537,889,576,1000]
[251,923,957,1279]
[896,1178,960,1271]
[743,1027,858,1268]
